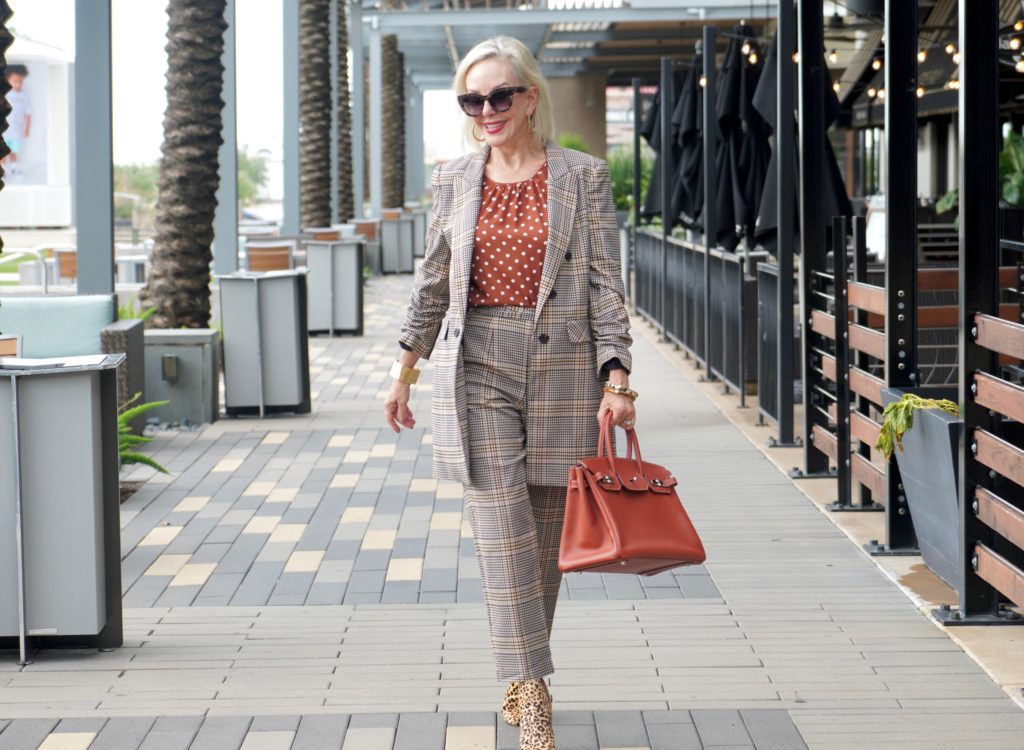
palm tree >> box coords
[336,0,354,222]
[299,0,331,227]
[381,34,403,208]
[0,0,13,254]
[140,0,227,329]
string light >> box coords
[953,52,961,64]
[916,86,925,98]
[867,86,877,98]
[748,52,759,64]
[946,43,957,55]
[829,49,838,64]
[792,52,800,63]
[1016,20,1024,31]
[877,88,886,99]
[699,75,707,88]
[741,42,751,56]
[917,49,927,63]
[872,58,882,70]
[1012,37,1022,51]
[1016,59,1024,73]
[946,78,960,90]
[833,81,841,92]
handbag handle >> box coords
[597,411,646,484]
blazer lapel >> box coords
[535,141,576,323]
[451,146,488,323]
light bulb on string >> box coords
[953,52,961,64]
[877,88,886,99]
[741,42,751,56]
[748,52,759,65]
[946,43,957,55]
[917,49,927,63]
[792,52,800,63]
[699,75,707,88]
[867,86,877,98]
[872,58,882,70]
[833,81,841,93]
[916,86,925,98]
[1016,59,1024,73]
[1012,38,1022,51]
[1016,20,1024,31]
[828,49,838,64]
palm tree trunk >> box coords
[141,0,227,329]
[299,0,331,228]
[336,0,354,222]
[0,0,13,254]
[381,34,403,208]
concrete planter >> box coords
[305,240,364,336]
[144,329,220,426]
[881,387,961,588]
[380,212,415,273]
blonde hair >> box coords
[452,35,555,152]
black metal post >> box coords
[948,0,1003,622]
[870,0,920,553]
[659,57,675,342]
[831,216,852,509]
[630,77,642,311]
[702,26,718,379]
[774,0,798,448]
[794,0,830,478]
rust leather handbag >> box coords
[558,412,706,576]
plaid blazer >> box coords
[399,140,633,485]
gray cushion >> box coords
[0,295,115,357]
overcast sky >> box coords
[10,0,462,166]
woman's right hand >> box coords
[384,380,415,433]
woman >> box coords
[384,36,635,750]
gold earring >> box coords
[471,123,485,142]
[529,113,536,131]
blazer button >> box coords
[564,252,572,261]
[549,290,557,299]
[538,333,550,344]
[452,327,461,338]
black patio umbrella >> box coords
[670,49,704,230]
[713,25,768,252]
[753,29,852,253]
[640,71,684,220]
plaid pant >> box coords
[462,304,567,681]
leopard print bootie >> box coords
[502,680,522,726]
[518,678,555,750]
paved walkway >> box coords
[2,271,1024,749]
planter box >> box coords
[220,270,311,417]
[144,329,220,426]
[380,214,414,273]
[881,386,961,588]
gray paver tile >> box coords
[292,714,350,750]
[0,719,59,750]
[393,713,446,750]
[89,717,157,750]
[693,709,754,747]
[188,716,252,750]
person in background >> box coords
[4,64,31,178]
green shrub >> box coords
[556,132,590,154]
[607,144,654,214]
[119,393,170,474]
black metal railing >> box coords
[757,263,781,424]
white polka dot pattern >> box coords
[468,161,549,308]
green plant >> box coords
[556,131,590,154]
[607,144,654,213]
[118,297,157,323]
[875,393,960,460]
[936,131,1024,224]
[119,393,170,474]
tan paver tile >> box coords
[169,563,217,587]
[285,550,325,573]
[342,450,370,464]
[212,458,244,473]
[370,444,395,458]
[266,488,298,504]
[340,507,373,524]
[144,554,191,577]
[138,526,182,547]
[386,558,423,581]
[331,377,349,385]
[174,496,210,512]
[330,474,360,489]
[244,481,277,497]
[410,478,437,493]
[361,530,397,550]
[242,516,282,535]
[269,524,307,543]
[436,481,462,499]
[261,432,289,445]
[422,433,433,445]
[429,512,462,531]
[341,728,395,749]
[37,733,97,750]
[444,726,494,750]
[461,521,474,538]
[329,435,354,448]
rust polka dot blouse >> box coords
[468,161,549,308]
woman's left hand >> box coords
[597,392,636,429]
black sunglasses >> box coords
[457,86,529,117]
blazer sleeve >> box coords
[398,165,452,359]
[585,159,633,378]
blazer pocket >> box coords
[565,317,592,343]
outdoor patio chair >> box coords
[0,294,144,411]
[54,247,77,283]
[0,334,21,357]
[244,239,296,272]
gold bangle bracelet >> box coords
[603,383,638,400]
